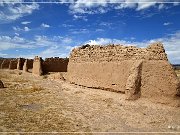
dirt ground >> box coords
[0,69,180,134]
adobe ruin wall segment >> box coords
[1,59,14,69]
[23,59,33,72]
[17,58,25,70]
[69,43,168,63]
[42,57,69,73]
[9,59,18,69]
[32,56,43,76]
[68,42,180,105]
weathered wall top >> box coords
[44,57,68,62]
[69,42,168,63]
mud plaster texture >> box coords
[67,43,180,106]
[9,59,18,69]
[0,59,4,68]
[42,57,69,73]
[23,59,33,72]
[0,59,12,69]
[17,58,25,70]
[32,56,43,76]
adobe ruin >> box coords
[0,58,4,68]
[0,59,13,69]
[32,56,43,76]
[23,59,33,72]
[67,43,180,105]
[42,57,69,73]
[17,58,25,70]
[9,59,18,69]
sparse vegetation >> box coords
[0,69,180,132]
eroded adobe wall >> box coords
[32,56,43,76]
[67,43,180,105]
[0,59,4,69]
[23,59,33,72]
[17,58,25,70]
[1,59,12,69]
[9,59,18,69]
[42,57,69,73]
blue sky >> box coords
[0,0,180,64]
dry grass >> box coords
[0,69,88,133]
[1,69,180,133]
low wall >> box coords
[23,59,33,72]
[32,56,43,76]
[67,43,180,105]
[9,59,18,69]
[0,59,4,69]
[1,59,12,69]
[42,57,69,73]
[17,58,25,70]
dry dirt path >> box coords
[0,69,180,134]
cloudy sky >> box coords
[0,0,180,64]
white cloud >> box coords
[13,26,30,32]
[0,52,8,57]
[85,38,132,45]
[163,22,172,26]
[0,35,74,58]
[69,28,89,34]
[21,21,31,25]
[41,23,50,28]
[24,26,30,31]
[15,33,19,36]
[96,29,104,32]
[73,14,88,21]
[61,0,168,14]
[0,2,39,23]
[158,4,164,10]
[61,24,74,27]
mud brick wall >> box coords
[23,59,33,72]
[17,58,25,70]
[0,59,4,68]
[32,56,43,76]
[9,59,18,69]
[67,43,180,105]
[1,59,13,69]
[42,57,69,73]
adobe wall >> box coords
[1,59,12,69]
[32,56,43,76]
[23,59,33,72]
[17,58,25,70]
[9,59,18,69]
[67,43,180,105]
[0,59,4,69]
[42,57,69,73]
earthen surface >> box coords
[32,56,43,76]
[23,59,33,72]
[17,58,25,70]
[42,57,69,73]
[9,59,18,69]
[68,43,180,105]
[0,69,180,132]
[1,59,12,69]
